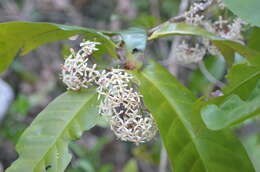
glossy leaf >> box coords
[134,60,255,172]
[0,22,117,73]
[119,28,147,68]
[6,90,101,172]
[119,28,147,52]
[201,80,260,130]
[222,0,260,27]
[148,22,260,65]
[224,63,260,99]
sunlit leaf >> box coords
[6,90,101,172]
[134,60,255,172]
[148,22,260,65]
[0,22,117,73]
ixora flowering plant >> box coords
[2,0,260,171]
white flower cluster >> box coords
[61,40,157,145]
[175,41,206,64]
[202,17,244,43]
[61,40,100,90]
[184,1,244,43]
[178,1,245,64]
[184,2,205,25]
[97,69,157,145]
[217,0,226,9]
[217,18,244,42]
[202,38,222,56]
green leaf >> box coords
[189,56,225,96]
[122,159,138,172]
[119,28,147,52]
[148,22,260,65]
[224,63,260,99]
[118,28,147,69]
[119,28,147,68]
[201,80,260,130]
[0,22,117,73]
[222,0,260,27]
[199,56,260,130]
[134,60,255,172]
[248,27,260,52]
[6,90,100,172]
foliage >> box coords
[6,90,100,172]
[200,56,260,131]
[134,60,254,171]
[148,22,260,65]
[1,0,260,171]
[201,80,260,130]
[222,0,260,27]
[189,56,225,96]
[0,22,117,72]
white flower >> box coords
[217,0,226,9]
[78,40,101,57]
[97,69,157,144]
[61,40,100,90]
[203,17,244,43]
[202,38,222,57]
[175,41,206,64]
[219,18,244,42]
[61,40,157,145]
[110,114,157,144]
[213,16,228,29]
[184,2,206,25]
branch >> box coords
[158,146,168,172]
[148,0,217,36]
[167,0,190,76]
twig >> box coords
[167,0,190,76]
[198,61,225,88]
[148,0,217,36]
[159,146,168,172]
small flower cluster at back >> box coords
[61,40,157,145]
[175,41,206,64]
[175,0,245,64]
